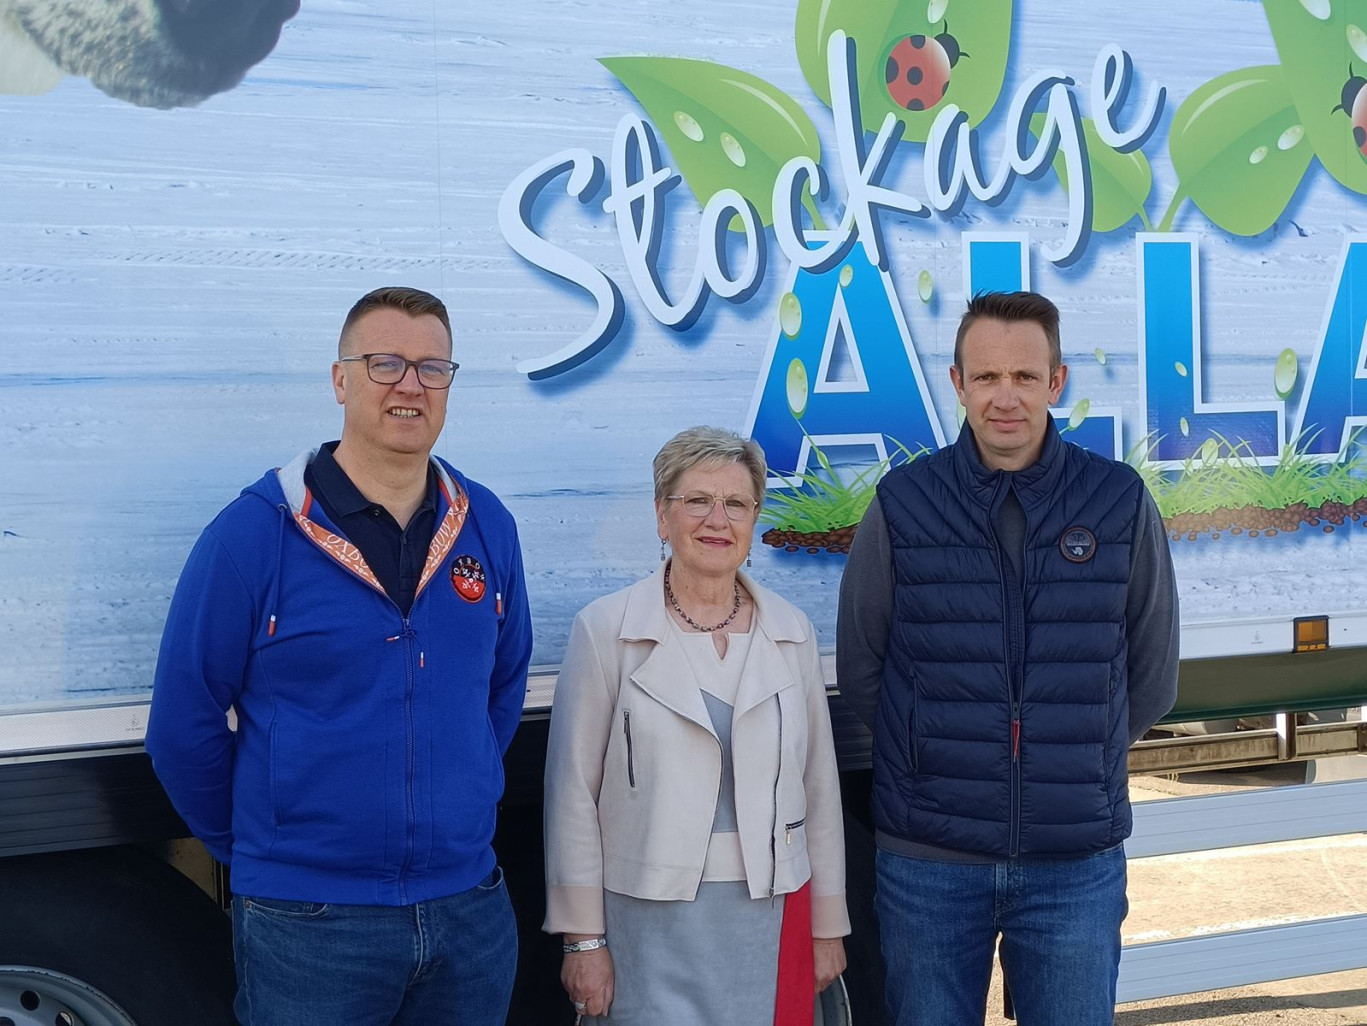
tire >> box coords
[817,975,854,1025]
[0,846,237,1026]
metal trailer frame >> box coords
[1118,776,1367,1003]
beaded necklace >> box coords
[663,561,742,633]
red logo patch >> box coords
[451,555,487,603]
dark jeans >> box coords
[232,867,516,1026]
[876,845,1128,1026]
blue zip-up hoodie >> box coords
[147,449,533,905]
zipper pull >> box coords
[1012,719,1021,761]
[785,826,792,845]
[495,591,503,616]
[267,614,277,637]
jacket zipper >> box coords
[285,513,418,896]
[784,818,805,845]
[768,698,783,900]
[987,480,1025,858]
[623,709,636,788]
[398,616,417,903]
[287,507,437,901]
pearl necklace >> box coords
[663,562,742,633]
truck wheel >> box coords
[0,846,236,1026]
[0,967,137,1026]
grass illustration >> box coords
[760,440,924,552]
[764,430,1367,555]
[1128,431,1367,540]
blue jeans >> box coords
[232,867,516,1026]
[875,845,1127,1026]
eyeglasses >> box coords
[339,353,459,389]
[666,492,760,521]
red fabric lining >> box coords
[773,881,814,1026]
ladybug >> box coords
[1332,66,1367,161]
[885,24,967,113]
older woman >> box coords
[543,426,849,1025]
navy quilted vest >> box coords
[872,421,1144,856]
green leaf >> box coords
[1028,114,1153,232]
[1263,0,1367,195]
[599,56,822,228]
[1168,65,1313,235]
[795,0,1012,143]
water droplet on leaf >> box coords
[720,132,746,167]
[1277,124,1304,150]
[918,269,934,303]
[673,111,704,142]
[839,265,853,287]
[779,292,802,338]
[786,359,809,417]
[1094,348,1107,365]
[1350,24,1367,61]
[1179,417,1190,436]
[1299,0,1331,21]
[1175,361,1188,377]
[1249,145,1268,165]
[1274,347,1298,398]
[1067,399,1091,431]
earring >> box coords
[746,554,752,568]
[660,538,667,563]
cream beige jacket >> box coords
[542,566,850,939]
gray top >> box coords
[701,691,739,834]
[673,624,752,880]
[836,476,1180,861]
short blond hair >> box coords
[652,426,767,507]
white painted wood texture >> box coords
[0,0,1362,703]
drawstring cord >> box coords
[463,501,505,623]
[268,504,288,636]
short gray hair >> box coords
[652,426,767,507]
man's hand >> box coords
[562,940,614,1019]
[814,937,847,993]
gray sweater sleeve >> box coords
[836,498,894,733]
[1125,488,1180,743]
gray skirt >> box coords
[585,882,785,1026]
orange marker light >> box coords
[1293,615,1329,653]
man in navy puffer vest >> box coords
[837,292,1178,1026]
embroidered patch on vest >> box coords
[1059,525,1097,563]
[450,554,487,602]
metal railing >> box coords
[1117,776,1367,1003]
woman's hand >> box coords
[562,941,614,1018]
[813,937,847,993]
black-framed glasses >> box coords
[666,492,760,521]
[339,353,459,389]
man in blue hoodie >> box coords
[147,286,534,1026]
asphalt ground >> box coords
[978,758,1367,1026]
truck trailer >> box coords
[3,0,1367,1023]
